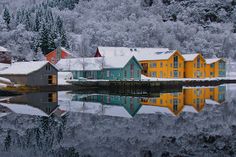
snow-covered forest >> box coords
[0,0,236,60]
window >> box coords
[151,72,157,77]
[160,99,163,104]
[174,70,178,78]
[174,56,178,68]
[124,70,127,77]
[160,71,163,78]
[48,93,57,102]
[170,63,172,67]
[160,62,163,67]
[150,98,156,103]
[210,72,214,76]
[137,70,140,77]
[210,64,214,68]
[197,57,200,68]
[150,63,157,68]
[170,71,172,77]
[46,64,51,71]
[107,70,110,77]
[173,99,178,111]
[130,64,134,78]
[48,75,53,84]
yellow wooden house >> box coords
[183,87,206,112]
[182,53,206,78]
[140,91,184,116]
[204,86,226,104]
[138,50,185,78]
[205,58,226,78]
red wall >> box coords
[46,50,70,64]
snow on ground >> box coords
[0,77,12,85]
[141,74,236,81]
[58,72,72,85]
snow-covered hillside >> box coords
[0,0,235,60]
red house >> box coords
[45,47,74,64]
[0,46,11,64]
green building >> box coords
[73,94,142,117]
[56,56,142,80]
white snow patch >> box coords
[58,72,72,85]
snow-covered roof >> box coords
[205,99,220,105]
[0,63,10,71]
[182,54,199,61]
[138,105,175,116]
[56,55,136,71]
[135,50,178,61]
[97,47,185,61]
[0,103,49,117]
[182,105,198,113]
[0,61,50,75]
[59,101,132,118]
[97,46,169,57]
[205,58,221,64]
[0,46,8,52]
[60,47,73,55]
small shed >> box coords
[56,56,142,81]
[0,46,11,64]
[0,61,58,86]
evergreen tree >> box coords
[3,8,11,30]
[24,11,32,31]
[34,11,41,31]
[4,131,11,151]
[38,23,50,54]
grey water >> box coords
[0,84,235,157]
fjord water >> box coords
[0,84,235,157]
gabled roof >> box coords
[135,50,183,61]
[138,105,175,116]
[205,58,223,64]
[45,47,73,57]
[182,53,200,61]
[182,105,198,113]
[0,103,49,117]
[0,63,10,71]
[0,46,8,52]
[0,61,54,75]
[97,46,169,57]
[56,55,140,71]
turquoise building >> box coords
[56,56,142,81]
[73,94,142,117]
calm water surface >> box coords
[0,84,235,157]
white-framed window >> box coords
[151,72,157,77]
[150,63,157,68]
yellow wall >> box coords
[140,91,184,115]
[140,51,185,78]
[140,86,225,116]
[205,60,226,78]
[184,54,206,78]
[184,88,205,112]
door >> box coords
[174,70,178,78]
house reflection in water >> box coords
[140,92,184,116]
[75,94,141,117]
[0,92,58,117]
[65,85,226,118]
[141,85,226,116]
